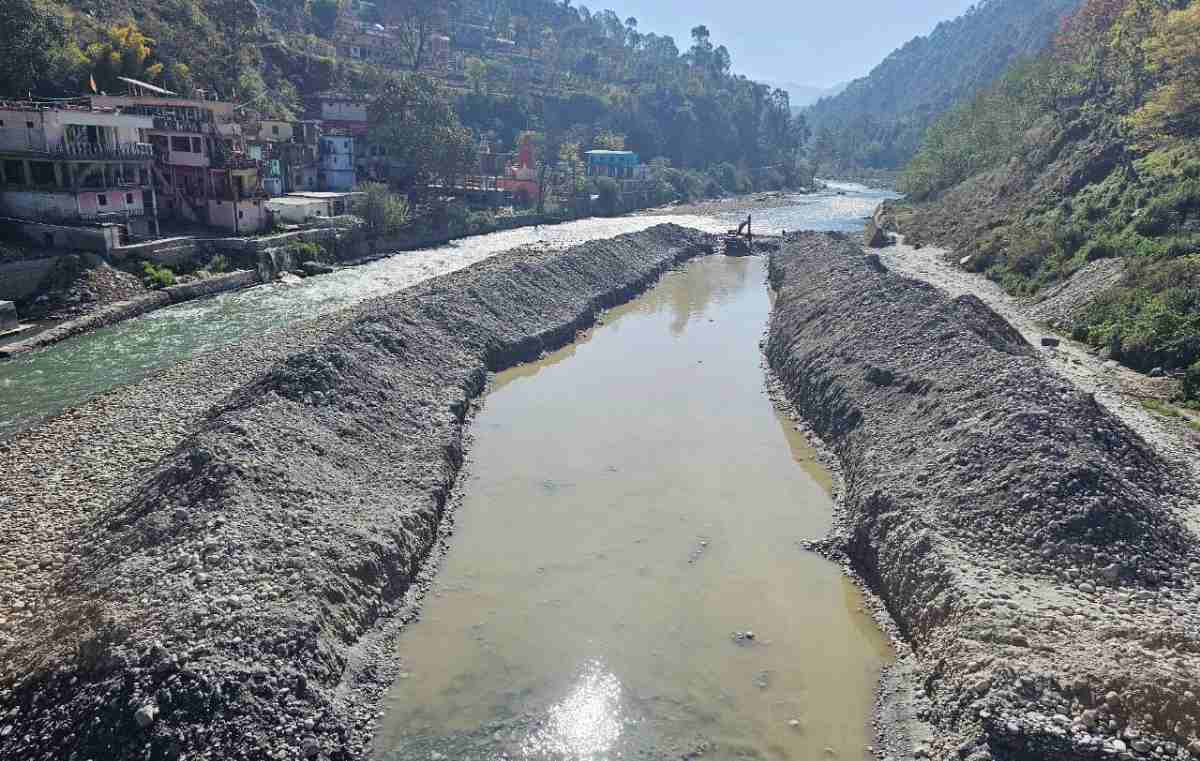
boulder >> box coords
[0,301,17,333]
[1040,337,1061,348]
[865,218,889,248]
[301,261,336,277]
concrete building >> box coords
[258,120,294,143]
[312,94,370,135]
[266,191,362,224]
[585,150,641,179]
[92,86,268,232]
[0,99,159,238]
[318,135,356,191]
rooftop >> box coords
[286,191,366,200]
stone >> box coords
[302,737,320,758]
[134,703,158,728]
[1149,367,1164,378]
[0,301,18,333]
[301,261,335,277]
[865,219,889,248]
[1041,337,1061,348]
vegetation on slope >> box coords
[895,0,1200,394]
[0,0,813,201]
[805,0,1081,172]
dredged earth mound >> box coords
[0,225,713,761]
[766,233,1200,761]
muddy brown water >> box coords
[372,255,892,761]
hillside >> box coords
[805,0,1082,171]
[2,0,812,198]
[889,0,1200,401]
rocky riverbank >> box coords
[766,233,1200,761]
[0,224,714,761]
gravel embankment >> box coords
[872,238,1200,512]
[0,224,713,761]
[767,233,1200,761]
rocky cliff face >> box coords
[0,225,714,761]
[767,232,1200,761]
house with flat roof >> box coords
[0,99,159,239]
[585,150,641,179]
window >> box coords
[25,121,34,129]
[126,193,134,204]
[271,125,279,136]
[170,136,191,152]
[0,120,5,127]
[238,210,244,219]
[98,194,108,206]
[192,137,202,154]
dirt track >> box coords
[875,237,1200,530]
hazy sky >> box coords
[595,0,980,87]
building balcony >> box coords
[52,141,156,161]
[151,116,212,134]
[210,154,260,171]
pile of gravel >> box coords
[0,224,713,761]
[766,233,1200,761]
[1025,258,1127,331]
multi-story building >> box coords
[92,87,267,233]
[318,134,356,191]
[585,150,642,179]
[0,99,159,240]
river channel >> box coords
[371,255,893,761]
[0,182,894,440]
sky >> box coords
[594,0,980,88]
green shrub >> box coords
[207,254,228,274]
[1184,362,1200,402]
[468,210,497,232]
[286,240,327,261]
[592,177,622,216]
[141,262,175,289]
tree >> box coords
[0,0,75,96]
[85,24,165,93]
[594,130,625,150]
[370,74,476,194]
[386,0,448,72]
[360,182,410,252]
[1131,3,1200,138]
[465,57,488,94]
[311,0,341,38]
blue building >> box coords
[585,150,640,179]
[318,135,356,191]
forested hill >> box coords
[1,0,812,197]
[892,0,1200,401]
[805,0,1082,171]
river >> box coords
[371,253,892,761]
[0,182,894,441]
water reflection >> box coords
[371,256,892,761]
[520,661,625,760]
